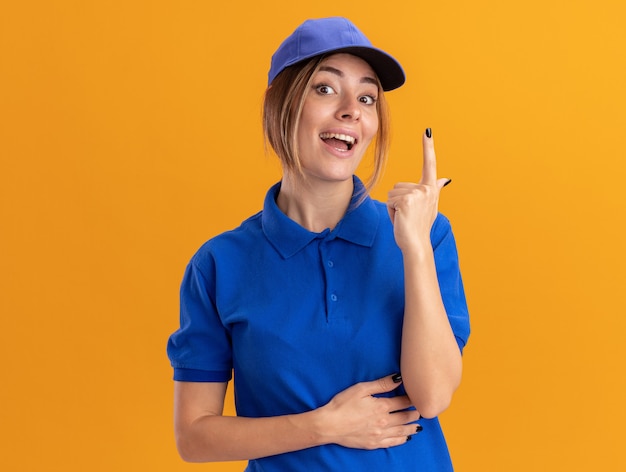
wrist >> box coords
[400,240,433,262]
[292,407,331,448]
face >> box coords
[295,53,380,186]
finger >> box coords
[387,183,422,203]
[400,423,423,438]
[386,395,414,413]
[388,408,422,425]
[436,178,452,190]
[404,424,424,442]
[382,434,416,448]
[381,424,423,448]
[392,182,420,189]
[361,374,403,396]
[420,128,437,186]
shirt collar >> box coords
[262,176,380,259]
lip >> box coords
[319,128,359,157]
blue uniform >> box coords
[167,177,470,471]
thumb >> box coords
[437,178,452,190]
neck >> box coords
[276,174,354,233]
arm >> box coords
[387,129,463,419]
[173,374,421,462]
[399,242,463,418]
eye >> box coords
[359,95,377,105]
[315,84,336,95]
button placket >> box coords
[319,241,338,320]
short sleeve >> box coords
[431,214,471,353]
[166,252,233,382]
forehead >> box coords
[318,53,378,80]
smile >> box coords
[319,132,357,151]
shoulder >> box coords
[189,211,264,268]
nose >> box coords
[336,96,361,121]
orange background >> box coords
[1,1,625,470]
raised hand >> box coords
[387,128,451,253]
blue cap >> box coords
[268,17,405,91]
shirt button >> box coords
[330,294,338,302]
[327,261,334,268]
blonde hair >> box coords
[262,54,391,195]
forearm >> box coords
[400,246,462,419]
[177,409,325,462]
[175,376,420,462]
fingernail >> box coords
[443,179,452,187]
[392,373,402,383]
[406,435,412,442]
[425,128,432,138]
[416,425,423,433]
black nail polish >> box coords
[406,435,412,442]
[443,179,452,187]
[425,128,432,138]
[416,425,423,433]
[392,373,402,383]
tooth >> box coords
[320,132,355,143]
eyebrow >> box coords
[318,65,378,86]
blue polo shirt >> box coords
[167,177,470,471]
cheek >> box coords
[364,114,379,142]
[297,104,320,139]
[296,123,317,154]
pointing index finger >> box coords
[420,128,437,186]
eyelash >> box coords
[315,83,335,95]
[313,83,377,105]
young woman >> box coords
[167,17,470,471]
